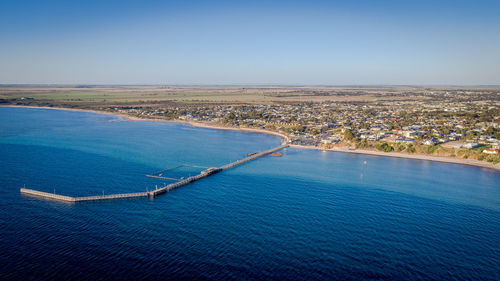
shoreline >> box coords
[2,105,499,172]
[291,144,500,171]
[1,105,290,143]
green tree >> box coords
[406,144,416,153]
[377,142,394,152]
[222,112,236,124]
[343,129,355,141]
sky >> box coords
[0,0,499,85]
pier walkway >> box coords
[20,188,149,203]
[20,144,289,203]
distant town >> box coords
[2,85,499,163]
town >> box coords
[2,86,499,163]
[90,88,500,164]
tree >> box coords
[377,142,394,152]
[396,143,405,152]
[222,112,236,124]
[343,129,355,141]
[291,125,305,133]
[306,127,320,135]
[358,139,369,148]
[406,144,416,153]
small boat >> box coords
[270,152,282,157]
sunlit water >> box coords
[1,107,499,280]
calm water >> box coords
[1,107,499,280]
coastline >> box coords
[2,105,499,172]
[1,105,290,143]
[291,144,500,171]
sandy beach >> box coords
[291,144,500,171]
[3,105,499,172]
[1,105,290,143]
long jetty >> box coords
[20,188,149,202]
[220,144,287,170]
[20,144,289,203]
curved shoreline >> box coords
[0,105,289,143]
[291,144,500,171]
[2,105,499,172]
[1,105,290,143]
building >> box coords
[482,149,499,154]
[395,138,416,143]
[462,143,480,149]
[423,138,438,145]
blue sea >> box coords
[1,107,499,280]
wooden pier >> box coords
[145,175,180,181]
[220,144,288,170]
[20,144,289,203]
[20,188,148,203]
[20,188,77,202]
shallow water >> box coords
[1,107,499,280]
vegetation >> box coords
[1,85,498,165]
[377,142,394,152]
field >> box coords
[1,84,499,166]
[0,85,446,108]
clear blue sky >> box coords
[1,0,499,85]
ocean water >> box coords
[0,107,499,280]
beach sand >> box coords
[3,105,499,172]
[291,144,500,171]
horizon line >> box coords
[1,83,500,88]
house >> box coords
[395,138,416,143]
[423,138,438,145]
[402,131,423,138]
[321,136,340,144]
[462,143,480,149]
